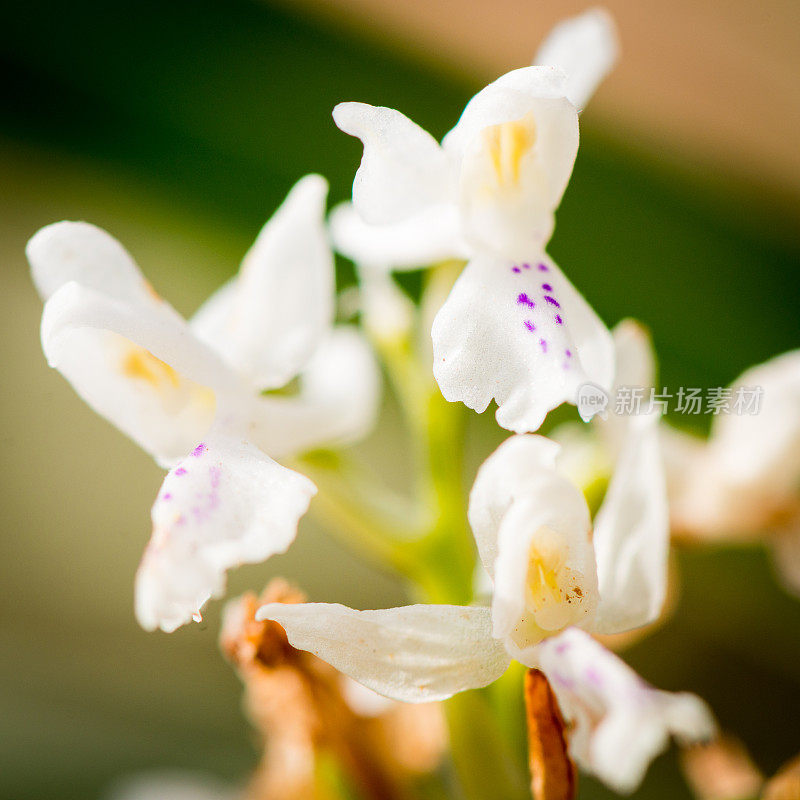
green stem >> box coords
[445,690,530,800]
[410,389,474,605]
[307,263,530,799]
[295,449,426,578]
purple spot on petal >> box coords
[544,296,561,308]
[189,466,223,523]
[586,667,603,688]
[517,293,535,308]
[555,641,570,654]
[162,493,172,501]
[538,263,549,272]
[540,338,548,353]
[175,467,187,476]
[541,283,553,291]
[524,320,535,332]
[555,314,563,324]
[553,671,574,689]
[512,266,521,273]
[192,442,207,457]
[206,467,222,511]
[565,349,572,358]
[522,263,531,269]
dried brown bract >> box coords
[220,580,446,800]
[524,669,577,800]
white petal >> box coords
[538,628,715,794]
[432,252,613,433]
[596,319,657,459]
[469,435,596,649]
[469,434,562,581]
[668,350,800,537]
[254,603,510,702]
[329,201,467,271]
[708,350,800,502]
[136,432,316,632]
[444,68,579,256]
[591,411,669,635]
[248,326,381,459]
[534,8,619,111]
[333,102,455,224]
[41,282,240,465]
[610,318,656,394]
[356,264,415,342]
[442,66,572,156]
[191,175,335,390]
[27,221,163,308]
[494,495,597,647]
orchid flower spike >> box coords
[28,175,381,633]
[665,349,800,595]
[257,424,714,792]
[329,10,618,433]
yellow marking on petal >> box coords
[123,346,180,389]
[195,386,217,409]
[483,112,537,188]
[526,536,565,611]
[523,525,594,634]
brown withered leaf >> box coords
[525,669,577,800]
[220,579,445,800]
[219,579,305,671]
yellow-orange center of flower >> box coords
[483,113,537,187]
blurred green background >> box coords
[1,1,799,798]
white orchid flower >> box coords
[29,175,381,632]
[256,427,713,791]
[329,10,618,433]
[330,8,618,268]
[666,349,800,594]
